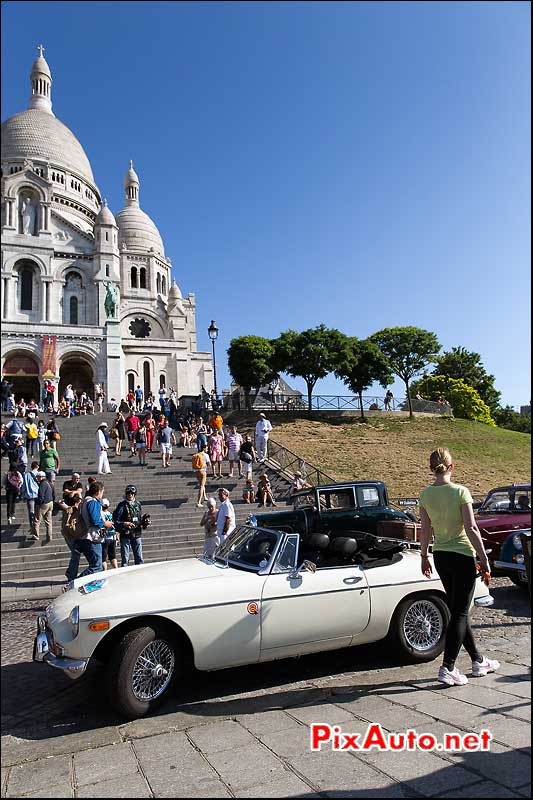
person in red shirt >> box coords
[125,411,140,457]
[126,390,135,410]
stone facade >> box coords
[1,46,214,404]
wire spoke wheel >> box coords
[131,639,175,701]
[402,599,443,652]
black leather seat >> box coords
[300,533,330,566]
[321,536,358,567]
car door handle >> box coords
[343,576,363,585]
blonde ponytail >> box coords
[429,447,452,474]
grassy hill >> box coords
[225,412,530,498]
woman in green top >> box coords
[419,447,499,687]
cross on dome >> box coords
[37,44,45,57]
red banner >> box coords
[41,335,57,378]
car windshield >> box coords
[215,524,283,572]
[293,491,316,509]
[479,489,531,513]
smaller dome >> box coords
[124,159,139,187]
[95,199,116,226]
[31,55,51,79]
[168,280,182,300]
[115,206,164,254]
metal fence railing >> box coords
[224,393,452,415]
[242,432,335,488]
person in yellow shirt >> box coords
[419,447,499,687]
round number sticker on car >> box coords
[247,602,259,615]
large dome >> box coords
[1,108,95,185]
[115,206,164,255]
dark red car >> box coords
[475,483,531,564]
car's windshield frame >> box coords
[214,524,285,574]
[478,487,532,514]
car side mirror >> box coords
[289,559,317,579]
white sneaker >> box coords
[438,666,468,686]
[471,657,500,677]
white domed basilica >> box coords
[1,46,214,403]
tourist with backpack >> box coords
[64,480,112,581]
[192,443,211,507]
[113,485,145,567]
[30,471,55,543]
[25,417,39,457]
[5,463,23,524]
[5,418,26,447]
[135,420,148,466]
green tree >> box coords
[334,337,393,420]
[370,327,441,418]
[432,346,501,413]
[493,406,531,434]
[273,325,349,413]
[410,375,495,425]
[227,336,276,411]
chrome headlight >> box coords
[512,534,523,551]
[68,605,80,638]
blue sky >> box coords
[2,1,530,408]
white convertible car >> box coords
[34,525,494,718]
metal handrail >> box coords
[242,430,335,488]
[225,393,452,415]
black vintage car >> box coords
[249,481,418,541]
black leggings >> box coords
[433,551,482,670]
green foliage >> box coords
[227,336,276,409]
[411,375,495,425]
[273,325,349,412]
[432,346,501,413]
[370,327,441,417]
[334,337,393,418]
[493,406,531,434]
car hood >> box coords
[476,512,531,530]
[50,558,261,623]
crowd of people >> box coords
[2,392,291,575]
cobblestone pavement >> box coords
[1,578,530,798]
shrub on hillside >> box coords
[411,375,495,425]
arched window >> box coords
[69,296,78,325]
[63,272,83,325]
[127,373,135,392]
[130,267,138,288]
[161,275,166,294]
[105,265,110,277]
[20,267,34,310]
[159,374,166,388]
[156,274,161,293]
[105,231,109,241]
[143,361,151,396]
[140,267,147,289]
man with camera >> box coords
[113,485,149,568]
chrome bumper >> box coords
[474,593,495,607]
[33,614,88,680]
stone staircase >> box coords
[1,412,293,588]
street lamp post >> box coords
[208,320,219,409]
